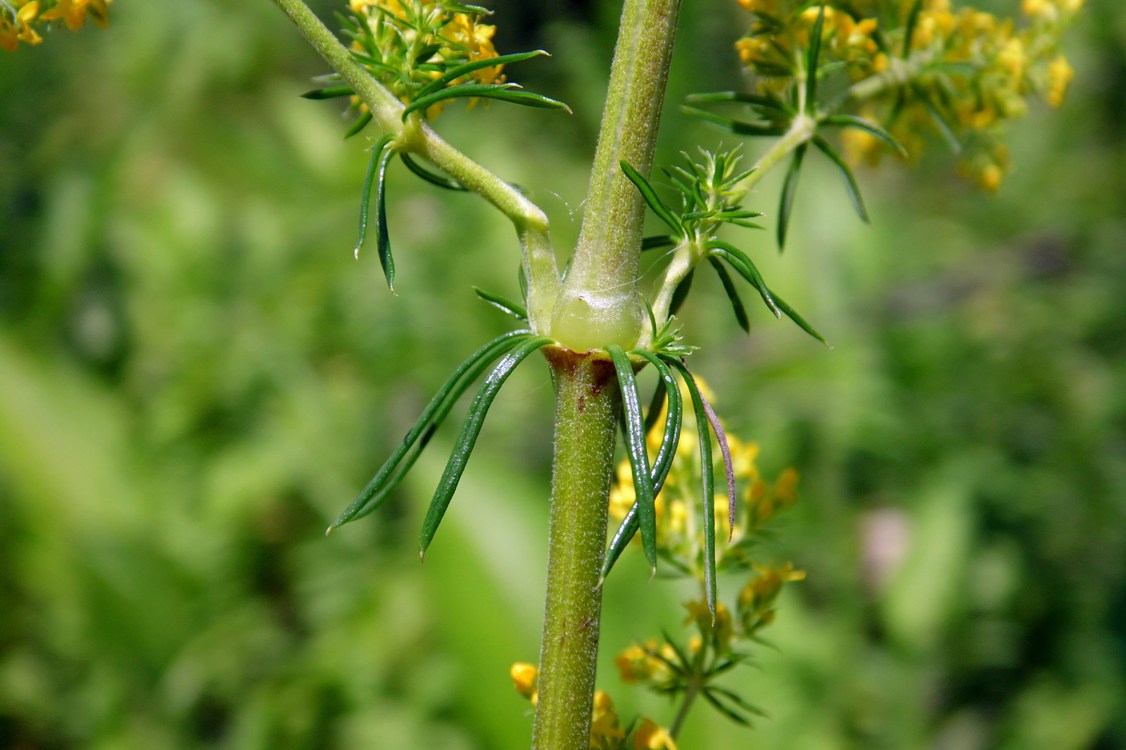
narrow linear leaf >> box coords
[403,83,571,119]
[699,393,737,540]
[301,85,353,100]
[902,0,924,57]
[642,235,677,252]
[354,134,393,262]
[769,288,830,346]
[416,49,550,98]
[707,256,750,332]
[821,114,908,157]
[344,109,373,139]
[708,686,771,718]
[669,268,695,318]
[374,141,397,290]
[685,91,793,116]
[777,143,807,251]
[702,690,753,727]
[681,106,788,137]
[706,240,780,318]
[399,153,467,190]
[913,83,963,154]
[805,4,827,107]
[608,345,658,574]
[328,330,533,532]
[419,336,552,557]
[668,359,717,621]
[812,135,869,223]
[621,161,683,236]
[473,287,528,321]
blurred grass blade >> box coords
[399,153,467,191]
[473,287,528,321]
[621,161,683,236]
[706,240,780,318]
[419,336,552,557]
[608,345,658,574]
[805,4,827,108]
[328,330,534,532]
[770,289,830,346]
[403,83,571,120]
[416,50,551,98]
[707,256,750,332]
[668,359,717,620]
[686,90,794,116]
[777,143,807,251]
[812,135,869,223]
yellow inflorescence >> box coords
[347,0,503,116]
[509,662,673,749]
[1,0,111,51]
[734,0,1083,191]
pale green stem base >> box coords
[533,349,620,750]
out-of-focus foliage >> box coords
[0,1,1123,749]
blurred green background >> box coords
[1,1,1124,748]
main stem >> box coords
[533,0,681,748]
[533,350,620,750]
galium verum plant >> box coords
[12,0,1083,747]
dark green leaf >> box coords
[608,345,658,574]
[620,161,683,236]
[374,140,397,290]
[699,393,737,540]
[669,268,695,318]
[642,235,676,252]
[301,85,353,100]
[770,288,830,346]
[805,4,827,108]
[399,153,467,190]
[702,690,753,727]
[473,287,528,321]
[416,49,550,98]
[328,330,534,532]
[354,135,393,268]
[705,240,780,318]
[685,91,793,116]
[707,256,750,332]
[419,336,552,556]
[777,143,807,251]
[403,83,571,119]
[902,0,924,57]
[821,113,908,157]
[344,109,373,139]
[812,135,869,223]
[668,359,717,621]
[681,106,788,137]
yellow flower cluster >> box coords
[735,1,883,86]
[347,0,503,113]
[509,663,675,750]
[1,0,110,51]
[834,0,1079,190]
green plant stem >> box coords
[668,680,702,739]
[270,0,560,329]
[549,0,683,353]
[533,349,620,750]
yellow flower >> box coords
[1,1,41,51]
[510,661,538,699]
[40,0,111,30]
[1046,53,1074,108]
[590,690,626,745]
[633,719,678,750]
